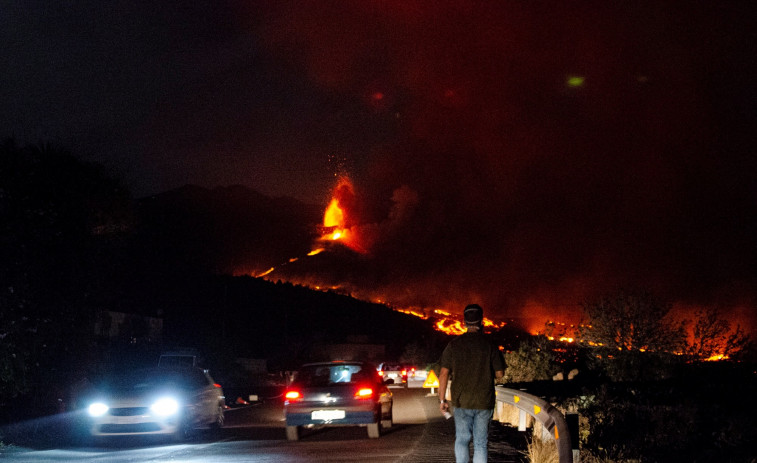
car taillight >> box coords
[214,383,222,388]
[285,390,302,402]
[378,371,384,376]
[355,388,374,399]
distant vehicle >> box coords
[406,367,428,387]
[378,363,428,388]
[284,361,393,440]
[377,363,407,387]
[380,363,425,387]
[84,366,225,442]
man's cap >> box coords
[463,304,483,325]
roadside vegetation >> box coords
[521,429,559,463]
[511,291,754,463]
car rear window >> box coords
[294,364,374,386]
[381,364,402,371]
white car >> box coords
[377,363,429,387]
[85,366,225,442]
[377,363,408,387]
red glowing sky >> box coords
[2,1,755,330]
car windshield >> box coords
[99,368,196,392]
[294,364,372,387]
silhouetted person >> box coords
[439,304,505,463]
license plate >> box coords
[312,410,345,420]
[113,415,141,424]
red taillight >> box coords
[355,388,374,399]
[285,390,302,401]
[214,383,222,388]
[378,371,384,376]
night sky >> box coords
[3,1,755,330]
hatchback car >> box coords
[85,366,225,442]
[284,361,393,440]
[377,363,408,387]
[378,363,427,387]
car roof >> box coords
[301,361,372,367]
[99,365,206,379]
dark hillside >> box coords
[154,274,449,369]
[136,184,322,276]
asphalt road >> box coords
[0,387,525,462]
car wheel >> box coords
[381,408,393,429]
[285,425,299,441]
[367,422,380,438]
[210,404,225,429]
[172,418,193,443]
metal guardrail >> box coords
[494,385,573,463]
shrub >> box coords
[504,338,558,383]
[575,368,757,463]
[522,431,559,463]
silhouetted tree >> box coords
[686,308,751,361]
[581,291,686,381]
[581,291,685,353]
[0,139,132,403]
[399,341,428,365]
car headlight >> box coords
[150,397,180,416]
[88,402,109,417]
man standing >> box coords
[439,304,505,463]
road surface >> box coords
[0,387,524,462]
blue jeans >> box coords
[453,408,493,463]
